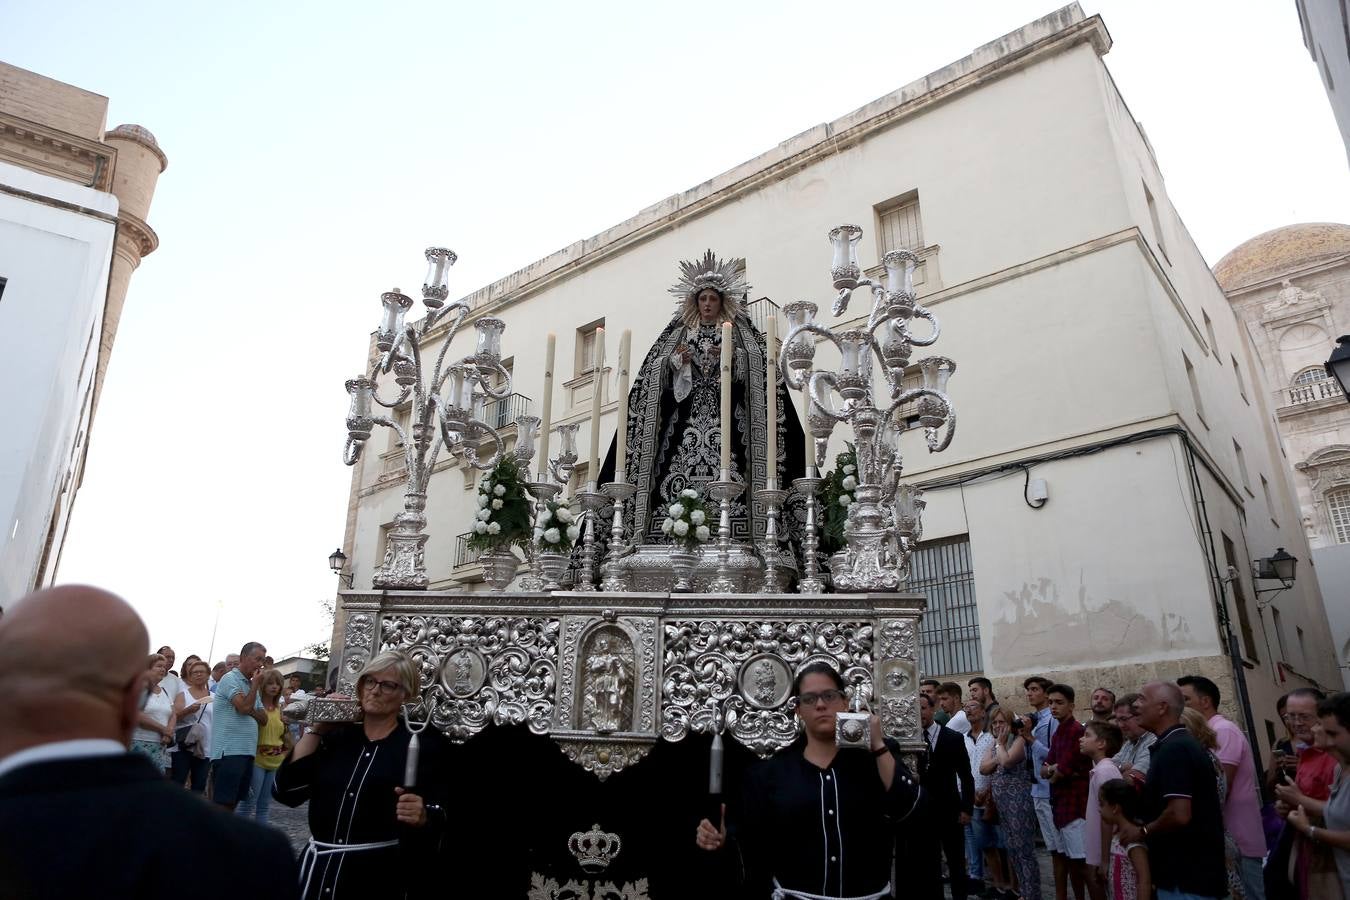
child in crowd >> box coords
[1080,720,1124,889]
[1097,778,1151,900]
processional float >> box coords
[328,228,957,897]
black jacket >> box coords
[918,724,974,821]
[0,751,297,899]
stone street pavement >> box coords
[269,799,312,852]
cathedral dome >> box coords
[1213,223,1350,292]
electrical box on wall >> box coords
[1027,478,1049,504]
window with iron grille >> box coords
[877,197,924,256]
[1329,486,1350,544]
[911,535,981,677]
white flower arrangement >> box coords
[663,488,711,550]
[467,457,531,551]
[841,475,858,491]
[536,498,581,553]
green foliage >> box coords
[658,487,714,550]
[466,457,533,551]
[534,497,582,553]
[820,444,858,554]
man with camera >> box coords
[696,662,921,899]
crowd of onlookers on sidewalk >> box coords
[128,640,322,824]
[909,674,1350,900]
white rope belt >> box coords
[771,878,892,900]
[298,836,399,897]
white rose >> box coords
[493,484,506,497]
[544,527,561,544]
[538,508,552,523]
[491,498,503,510]
[534,527,545,541]
[477,507,492,521]
[838,495,852,507]
[843,464,855,475]
[566,525,580,541]
[842,475,857,490]
[661,518,674,534]
[681,488,698,500]
[669,503,685,518]
[556,507,573,524]
[689,509,706,526]
[474,521,488,534]
[673,520,689,537]
[477,494,489,508]
[488,521,502,535]
[695,525,710,542]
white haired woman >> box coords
[274,651,453,899]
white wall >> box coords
[0,160,116,606]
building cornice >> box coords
[420,6,1109,339]
[115,209,159,257]
[1221,253,1350,299]
[0,111,116,191]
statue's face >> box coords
[697,289,722,322]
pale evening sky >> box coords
[2,1,1345,663]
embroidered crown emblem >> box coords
[568,823,622,872]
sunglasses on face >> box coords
[798,689,845,707]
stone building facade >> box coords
[336,4,1339,755]
[1217,223,1350,688]
[0,62,166,603]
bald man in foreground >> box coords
[0,586,297,899]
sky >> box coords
[3,0,1346,664]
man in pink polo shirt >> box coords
[1179,675,1265,900]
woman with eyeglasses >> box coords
[695,661,921,899]
[274,651,453,899]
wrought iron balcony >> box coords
[453,532,484,571]
[484,392,532,431]
[746,296,782,339]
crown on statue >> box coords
[568,823,622,872]
[669,249,751,306]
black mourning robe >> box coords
[273,721,464,899]
[733,740,921,899]
[596,311,807,549]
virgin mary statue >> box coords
[597,251,806,550]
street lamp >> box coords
[1326,335,1350,402]
[328,548,354,589]
[1253,547,1298,595]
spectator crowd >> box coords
[909,674,1350,900]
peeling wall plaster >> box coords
[990,574,1198,671]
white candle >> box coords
[539,333,555,476]
[588,327,605,482]
[765,316,777,488]
[720,321,732,478]
[616,329,631,481]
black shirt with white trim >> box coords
[734,738,920,898]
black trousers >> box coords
[898,815,967,900]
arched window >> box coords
[1293,367,1326,386]
[1329,486,1350,545]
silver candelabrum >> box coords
[526,422,579,591]
[342,247,521,590]
[779,225,957,592]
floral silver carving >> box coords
[380,613,559,741]
[661,619,873,755]
[555,736,654,782]
[528,873,651,900]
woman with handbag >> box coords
[171,659,212,791]
[131,653,176,775]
